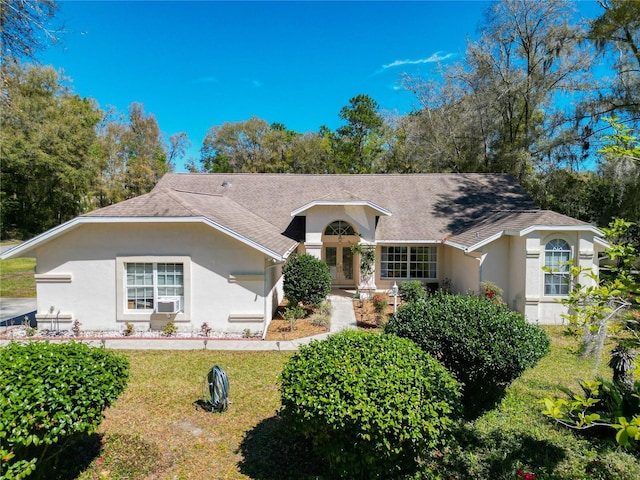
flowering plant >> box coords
[371,294,388,314]
[516,470,536,480]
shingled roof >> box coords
[81,173,595,256]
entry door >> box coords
[325,246,354,285]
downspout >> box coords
[262,258,285,340]
[463,249,485,293]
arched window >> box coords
[544,239,571,296]
[324,220,356,236]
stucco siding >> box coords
[479,237,510,300]
[33,222,274,333]
[508,236,527,314]
[523,230,600,325]
[447,247,480,294]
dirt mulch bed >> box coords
[264,317,328,341]
[264,295,400,341]
[264,303,329,341]
[352,295,397,330]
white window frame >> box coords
[116,256,191,322]
[543,239,572,296]
[380,245,437,280]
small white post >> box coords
[392,282,399,313]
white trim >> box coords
[35,273,72,283]
[228,273,265,283]
[377,240,441,245]
[228,313,264,322]
[0,216,289,261]
[116,256,192,322]
[461,231,507,252]
[447,224,605,253]
[35,312,73,321]
[291,200,392,217]
[519,224,603,236]
[593,236,610,249]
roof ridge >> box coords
[171,188,223,198]
[164,189,202,216]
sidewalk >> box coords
[0,291,358,351]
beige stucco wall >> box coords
[302,205,377,261]
[33,222,281,334]
[523,230,602,324]
[445,246,481,295]
[477,236,527,314]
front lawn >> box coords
[0,257,36,297]
[52,329,639,479]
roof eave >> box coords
[1,216,292,262]
[291,200,392,217]
[518,224,604,236]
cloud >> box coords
[251,79,263,88]
[382,52,455,69]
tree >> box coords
[0,0,61,62]
[402,0,595,184]
[93,102,170,207]
[201,117,293,172]
[588,0,640,120]
[332,94,386,173]
[167,131,191,170]
[540,220,639,450]
[0,62,101,238]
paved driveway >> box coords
[0,298,37,327]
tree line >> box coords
[1,0,638,240]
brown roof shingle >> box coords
[84,173,594,255]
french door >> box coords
[324,245,355,286]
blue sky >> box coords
[40,1,601,171]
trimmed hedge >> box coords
[282,254,332,307]
[279,330,461,479]
[384,292,550,418]
[0,341,130,479]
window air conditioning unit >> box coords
[156,297,180,314]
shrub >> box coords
[308,312,330,330]
[162,321,178,336]
[282,254,331,307]
[399,280,426,303]
[384,292,550,418]
[123,322,136,336]
[279,330,461,479]
[200,322,212,337]
[0,341,129,479]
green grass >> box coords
[0,257,36,297]
[42,328,634,480]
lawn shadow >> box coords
[28,433,102,480]
[450,425,567,478]
[237,415,328,480]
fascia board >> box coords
[442,240,469,251]
[444,230,507,253]
[1,216,287,261]
[1,217,84,259]
[593,236,611,249]
[519,224,603,236]
[291,201,392,217]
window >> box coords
[381,246,437,280]
[324,220,356,236]
[126,262,184,311]
[544,239,571,296]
